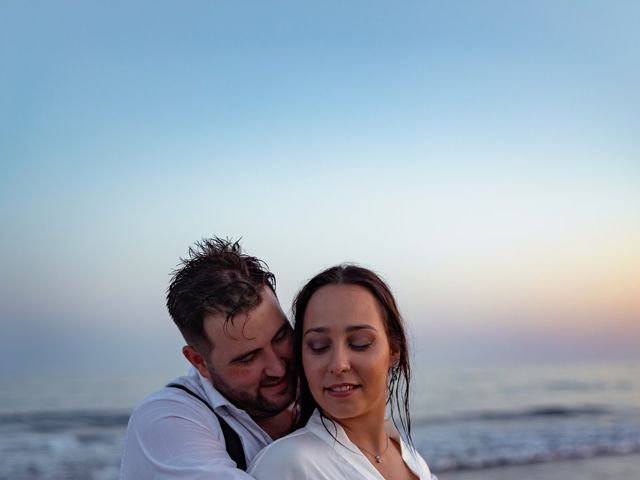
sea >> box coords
[1,362,639,479]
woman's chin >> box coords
[317,403,363,423]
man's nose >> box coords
[264,347,286,378]
[329,345,350,374]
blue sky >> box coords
[1,1,639,374]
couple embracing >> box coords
[121,237,436,479]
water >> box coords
[0,372,175,480]
[2,363,639,479]
[411,363,640,472]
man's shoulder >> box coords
[120,373,254,480]
[128,373,220,430]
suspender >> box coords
[167,383,247,471]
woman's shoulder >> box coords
[258,427,320,457]
[384,419,434,479]
[248,421,352,480]
[248,427,321,473]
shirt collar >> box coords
[175,366,243,418]
[305,409,430,477]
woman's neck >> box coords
[330,411,389,454]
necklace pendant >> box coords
[374,455,382,463]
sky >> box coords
[1,1,639,374]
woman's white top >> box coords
[248,409,436,479]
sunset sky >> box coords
[1,1,638,374]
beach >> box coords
[438,454,640,480]
[2,363,639,479]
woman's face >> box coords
[301,283,398,425]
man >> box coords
[120,237,297,479]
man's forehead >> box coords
[203,294,286,351]
[204,311,256,346]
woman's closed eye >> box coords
[306,339,330,354]
[349,340,373,351]
[349,335,374,351]
[306,335,375,354]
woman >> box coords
[248,264,436,479]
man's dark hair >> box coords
[167,237,276,352]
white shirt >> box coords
[120,367,272,479]
[248,409,437,480]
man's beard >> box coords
[207,365,296,418]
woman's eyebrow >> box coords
[304,327,328,336]
[345,325,377,333]
[304,324,377,336]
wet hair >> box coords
[292,264,413,444]
[167,237,276,353]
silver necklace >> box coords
[353,435,390,463]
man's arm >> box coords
[120,398,257,479]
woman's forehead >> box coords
[304,284,385,329]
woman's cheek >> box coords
[303,358,322,392]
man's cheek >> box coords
[279,338,294,358]
[228,366,260,384]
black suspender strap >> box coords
[167,383,247,471]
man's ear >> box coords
[182,345,211,380]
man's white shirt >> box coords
[120,367,272,479]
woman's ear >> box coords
[388,344,401,369]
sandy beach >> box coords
[437,454,640,480]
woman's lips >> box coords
[324,383,360,397]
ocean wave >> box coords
[0,410,131,433]
[430,444,640,472]
[414,405,611,425]
[412,405,640,474]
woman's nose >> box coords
[329,345,350,374]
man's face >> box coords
[200,288,296,418]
